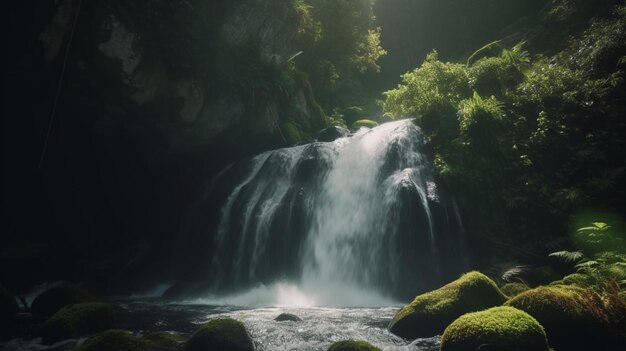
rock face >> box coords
[183,318,254,351]
[440,306,550,351]
[388,271,507,339]
[274,313,302,322]
[41,302,126,344]
[327,340,381,351]
[31,283,95,317]
[505,285,626,351]
[70,0,326,152]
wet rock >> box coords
[183,318,254,351]
[440,306,550,351]
[317,126,350,142]
[389,271,506,339]
[328,340,381,351]
[274,313,302,322]
[31,283,96,317]
[78,329,185,351]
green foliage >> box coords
[183,318,254,351]
[550,222,626,293]
[467,41,504,66]
[440,306,550,351]
[549,250,584,263]
[327,340,381,351]
[382,2,626,255]
[458,92,504,147]
[383,51,470,118]
[300,0,386,109]
[389,271,507,339]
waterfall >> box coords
[187,119,467,305]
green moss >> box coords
[562,273,594,288]
[328,340,381,351]
[79,330,149,351]
[41,302,125,345]
[143,331,186,350]
[183,318,254,351]
[389,271,507,339]
[351,119,379,129]
[501,282,531,298]
[31,283,95,317]
[79,330,185,351]
[440,306,550,351]
[505,285,612,350]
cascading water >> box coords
[185,119,467,306]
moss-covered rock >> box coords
[183,318,254,351]
[440,306,550,351]
[501,282,530,298]
[79,330,149,351]
[78,329,184,351]
[351,119,379,130]
[505,285,617,350]
[389,271,507,339]
[31,283,95,317]
[41,302,126,344]
[561,273,594,288]
[327,340,381,351]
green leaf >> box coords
[592,222,610,230]
[549,251,584,263]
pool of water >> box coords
[1,299,440,351]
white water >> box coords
[203,119,467,306]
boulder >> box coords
[317,126,350,142]
[79,329,185,351]
[183,318,254,351]
[328,340,381,351]
[389,271,507,339]
[500,282,530,298]
[274,313,302,322]
[505,285,625,350]
[31,283,95,317]
[351,119,379,130]
[561,273,594,288]
[440,306,550,351]
[41,302,126,344]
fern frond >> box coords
[501,265,528,282]
[575,260,599,270]
[549,250,584,263]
